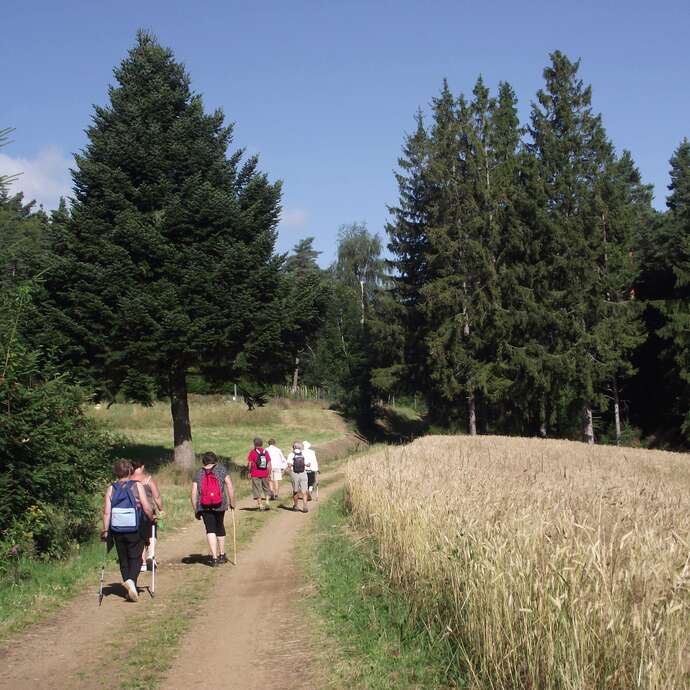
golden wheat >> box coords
[345,436,690,689]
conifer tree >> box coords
[527,51,621,442]
[47,32,281,467]
[387,111,432,398]
[655,140,690,437]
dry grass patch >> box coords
[345,436,690,689]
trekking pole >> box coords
[98,539,107,606]
[231,509,237,565]
[150,522,156,598]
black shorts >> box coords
[307,471,317,489]
[200,510,226,536]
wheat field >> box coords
[345,436,690,689]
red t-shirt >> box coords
[247,448,271,478]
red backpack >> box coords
[200,466,223,508]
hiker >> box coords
[287,441,309,513]
[266,437,287,500]
[191,451,236,567]
[247,437,272,511]
[303,440,319,501]
[130,460,164,570]
[101,459,155,602]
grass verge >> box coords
[301,490,460,690]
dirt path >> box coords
[159,477,343,690]
[0,436,361,690]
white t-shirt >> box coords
[303,447,318,472]
[266,445,287,470]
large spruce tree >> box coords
[48,32,282,467]
[654,140,690,437]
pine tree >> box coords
[387,111,432,398]
[527,51,623,442]
[655,140,690,437]
[281,237,330,391]
[46,32,281,467]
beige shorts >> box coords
[271,469,283,481]
[251,476,271,499]
[291,472,307,494]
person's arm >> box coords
[224,475,236,510]
[137,483,154,521]
[101,485,113,539]
[287,452,293,471]
[265,450,272,473]
[247,451,253,477]
[149,477,163,512]
[191,480,198,515]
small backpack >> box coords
[110,480,141,533]
[292,452,305,474]
[255,449,268,471]
[200,466,223,508]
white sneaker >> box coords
[124,579,139,602]
[140,563,147,572]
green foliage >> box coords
[0,292,112,561]
[44,30,283,404]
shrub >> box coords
[0,345,112,562]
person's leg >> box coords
[261,477,271,509]
[201,512,219,560]
[126,534,145,586]
[252,477,262,510]
[113,534,129,582]
[216,512,227,562]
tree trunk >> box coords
[583,405,595,445]
[170,364,194,469]
[359,280,365,325]
[468,390,477,436]
[291,356,300,394]
[613,378,621,446]
[539,399,547,438]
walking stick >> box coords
[231,509,237,565]
[98,539,107,606]
[150,522,156,598]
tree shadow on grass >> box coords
[107,442,245,476]
[372,405,429,444]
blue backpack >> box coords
[110,480,141,533]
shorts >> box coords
[291,471,307,494]
[251,476,271,499]
[200,510,226,536]
[271,468,283,481]
[307,471,317,489]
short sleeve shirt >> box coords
[248,448,271,478]
[194,464,229,512]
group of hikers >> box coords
[101,437,319,601]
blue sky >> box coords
[2,0,688,265]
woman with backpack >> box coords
[101,459,155,602]
[191,451,236,567]
[131,459,164,571]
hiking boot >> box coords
[146,558,154,571]
[140,562,147,572]
[209,557,218,568]
[263,502,270,511]
[218,554,228,565]
[124,579,139,602]
[302,507,309,513]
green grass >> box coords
[93,396,345,464]
[0,396,346,641]
[302,492,461,690]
